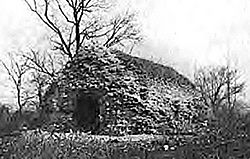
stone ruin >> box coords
[43,45,205,135]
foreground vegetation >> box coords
[1,106,250,159]
[0,129,175,159]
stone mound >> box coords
[45,45,204,135]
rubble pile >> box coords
[50,45,204,135]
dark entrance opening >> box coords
[73,89,105,132]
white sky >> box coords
[1,0,250,103]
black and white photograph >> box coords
[1,0,250,158]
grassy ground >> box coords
[2,106,250,158]
[1,122,250,159]
[0,130,177,159]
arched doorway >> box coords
[73,89,106,132]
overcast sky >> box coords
[1,0,250,103]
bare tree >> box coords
[102,11,142,48]
[22,49,61,107]
[194,65,245,116]
[23,0,142,60]
[22,49,60,78]
[1,53,31,114]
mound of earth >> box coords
[43,45,205,135]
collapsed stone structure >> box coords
[44,45,204,135]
